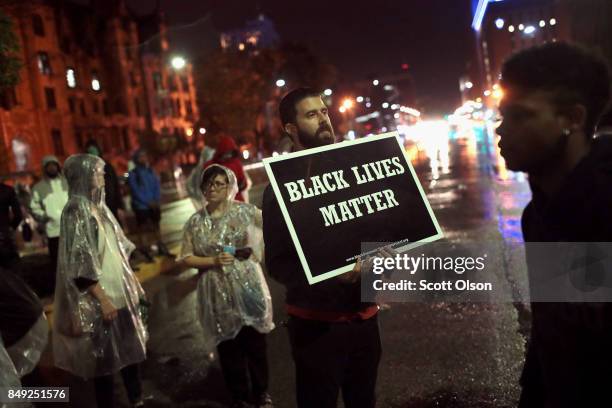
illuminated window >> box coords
[37,52,52,75]
[66,68,77,88]
[91,70,101,92]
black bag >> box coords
[0,268,44,347]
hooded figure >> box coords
[53,154,147,380]
[30,155,69,239]
[84,140,125,219]
[178,164,273,406]
[30,155,69,278]
[203,135,249,202]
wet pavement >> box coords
[32,120,534,407]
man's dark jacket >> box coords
[263,185,375,313]
[519,135,612,408]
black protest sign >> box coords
[264,132,443,284]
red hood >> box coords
[214,135,239,158]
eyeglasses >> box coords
[205,181,228,191]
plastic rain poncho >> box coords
[0,334,30,408]
[53,154,147,379]
[7,313,48,377]
[178,164,273,351]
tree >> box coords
[0,10,21,91]
[0,9,22,175]
[194,44,337,155]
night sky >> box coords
[127,0,474,114]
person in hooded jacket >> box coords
[178,164,274,408]
[53,154,147,408]
[84,140,126,222]
[203,135,250,202]
[496,42,612,407]
[30,155,69,276]
[127,149,172,258]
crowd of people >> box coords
[1,41,612,408]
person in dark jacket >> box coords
[262,88,381,408]
[0,183,23,268]
[204,135,249,202]
[496,42,612,408]
[85,140,125,221]
[128,149,172,259]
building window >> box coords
[68,97,75,113]
[181,75,189,91]
[91,70,101,92]
[102,98,110,116]
[75,131,84,150]
[37,52,52,75]
[153,72,163,91]
[44,87,56,110]
[122,127,131,151]
[134,97,141,116]
[168,74,177,92]
[92,99,100,114]
[51,129,64,155]
[129,71,137,87]
[177,98,182,115]
[186,100,193,116]
[124,42,133,61]
[32,14,45,36]
[66,67,77,88]
[80,99,86,116]
[0,88,18,110]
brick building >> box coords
[0,0,199,175]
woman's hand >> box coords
[100,298,118,322]
[217,252,235,266]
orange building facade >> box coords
[0,0,199,175]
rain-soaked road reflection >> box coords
[137,119,534,407]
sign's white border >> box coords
[263,131,444,284]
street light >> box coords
[171,56,186,70]
[465,81,474,89]
[323,88,332,96]
[276,79,286,87]
[199,127,206,135]
[339,106,347,113]
[342,98,353,110]
[372,79,379,86]
[356,96,364,103]
[523,25,536,35]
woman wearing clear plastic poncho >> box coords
[53,154,147,408]
[178,164,274,408]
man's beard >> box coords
[45,171,59,179]
[297,123,335,148]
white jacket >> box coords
[30,177,69,238]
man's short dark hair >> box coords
[501,42,611,135]
[279,87,322,126]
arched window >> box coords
[32,14,45,36]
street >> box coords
[33,121,532,408]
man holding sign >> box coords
[263,88,381,408]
